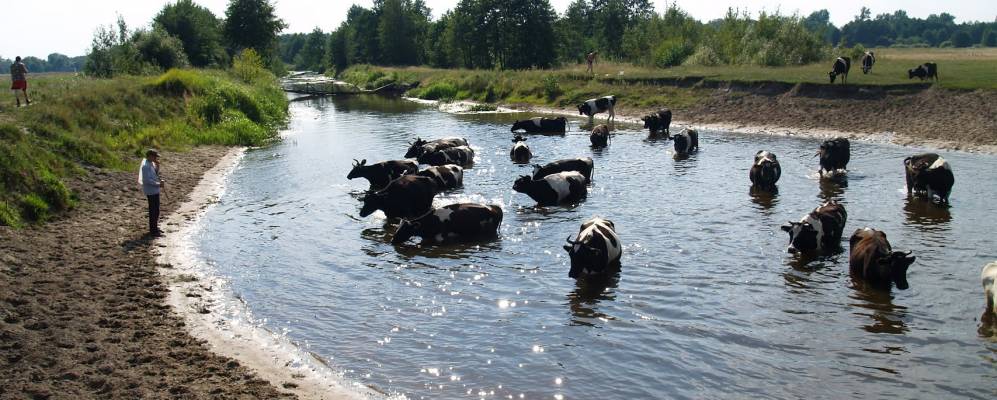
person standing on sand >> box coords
[10,56,30,107]
[139,149,165,236]
[586,51,597,74]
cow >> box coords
[908,63,938,81]
[510,135,532,164]
[749,150,781,188]
[849,228,916,290]
[578,95,616,123]
[421,145,475,167]
[670,128,699,156]
[590,124,610,147]
[346,159,418,189]
[404,137,468,159]
[781,200,848,254]
[512,171,588,206]
[982,261,997,316]
[861,51,875,74]
[511,117,567,133]
[563,217,622,279]
[904,153,954,204]
[391,203,503,244]
[359,175,437,220]
[828,56,851,84]
[817,137,850,177]
[641,108,672,138]
[416,164,463,192]
[532,157,594,182]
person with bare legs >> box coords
[10,56,30,107]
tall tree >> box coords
[378,0,417,65]
[154,0,225,67]
[223,0,287,69]
[298,28,328,71]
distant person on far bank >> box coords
[139,149,165,237]
[10,56,30,107]
[586,51,597,74]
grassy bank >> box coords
[0,68,288,227]
[340,48,997,109]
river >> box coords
[194,95,997,399]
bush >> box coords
[653,39,694,68]
[414,82,458,100]
[951,31,973,48]
[232,49,273,85]
[541,75,561,100]
[686,46,720,66]
[132,29,189,70]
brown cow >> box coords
[849,228,916,290]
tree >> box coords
[327,26,349,73]
[46,53,71,71]
[555,0,594,64]
[298,28,327,71]
[951,30,973,47]
[983,30,997,47]
[133,29,189,70]
[223,0,287,70]
[378,0,417,65]
[154,0,226,67]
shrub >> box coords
[415,82,458,100]
[232,49,273,85]
[541,75,561,100]
[653,39,694,68]
[686,46,720,66]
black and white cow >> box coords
[392,203,503,244]
[404,137,469,159]
[421,145,475,166]
[512,171,588,206]
[861,51,876,74]
[578,95,616,122]
[849,228,915,290]
[346,159,418,189]
[749,150,781,188]
[781,200,848,254]
[904,153,954,204]
[828,56,851,84]
[416,164,463,192]
[510,135,532,164]
[563,217,622,279]
[817,137,850,177]
[532,157,594,182]
[982,262,997,316]
[590,124,610,147]
[359,175,438,220]
[511,117,567,133]
[641,108,672,138]
[670,128,699,156]
[908,62,938,81]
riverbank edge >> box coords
[405,97,997,155]
[156,147,382,400]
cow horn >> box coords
[904,250,913,256]
[565,235,577,245]
[352,159,359,166]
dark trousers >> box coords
[147,194,161,233]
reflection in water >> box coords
[818,175,847,202]
[979,312,997,338]
[850,282,909,335]
[672,153,697,173]
[903,196,952,227]
[567,273,620,326]
[749,185,779,210]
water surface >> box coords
[196,96,997,399]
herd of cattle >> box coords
[346,94,996,316]
[828,51,940,84]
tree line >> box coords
[281,1,997,74]
[0,54,87,73]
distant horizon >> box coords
[3,0,994,59]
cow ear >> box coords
[781,224,792,232]
[361,159,367,166]
[563,244,572,252]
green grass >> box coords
[0,68,288,227]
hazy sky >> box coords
[3,0,994,58]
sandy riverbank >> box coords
[0,146,371,399]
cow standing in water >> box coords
[578,95,616,123]
[861,51,875,74]
[749,151,781,188]
[532,158,594,183]
[817,137,850,178]
[511,117,567,133]
[642,108,672,139]
[849,228,915,290]
[829,56,851,84]
[359,175,438,220]
[590,124,610,147]
[563,217,622,279]
[904,153,954,204]
[392,203,502,245]
[513,171,588,206]
[416,164,463,192]
[347,159,418,190]
[670,128,699,157]
[404,137,468,159]
[421,146,475,167]
[982,262,997,317]
[510,135,532,163]
[782,201,848,254]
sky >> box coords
[3,0,994,58]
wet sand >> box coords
[0,147,300,399]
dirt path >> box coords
[0,146,296,399]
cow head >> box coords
[392,219,420,244]
[882,251,915,290]
[511,120,526,132]
[359,191,386,217]
[512,135,527,143]
[577,103,591,116]
[404,138,427,158]
[564,235,604,279]
[828,71,838,84]
[641,115,655,129]
[782,220,820,253]
[512,175,533,193]
[346,159,367,179]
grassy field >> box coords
[0,69,288,227]
[341,48,997,108]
